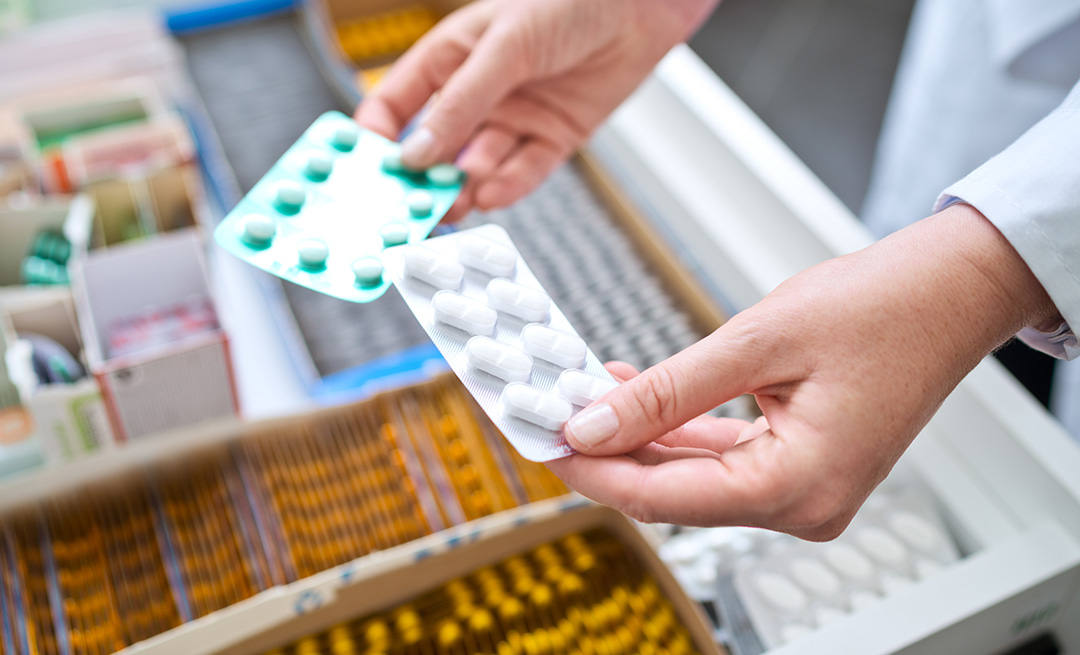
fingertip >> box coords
[603,361,640,382]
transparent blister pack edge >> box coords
[382,224,619,462]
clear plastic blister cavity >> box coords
[214,111,464,302]
[381,224,619,462]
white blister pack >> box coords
[381,224,619,462]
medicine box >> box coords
[0,194,94,293]
[0,288,114,463]
[71,228,238,442]
[6,78,169,193]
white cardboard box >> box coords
[0,288,114,463]
[71,228,238,441]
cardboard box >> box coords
[71,229,238,441]
[0,288,114,463]
[0,194,94,293]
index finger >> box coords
[546,430,809,529]
[354,4,492,138]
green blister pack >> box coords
[213,111,464,303]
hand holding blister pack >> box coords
[382,225,619,461]
[214,111,464,303]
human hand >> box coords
[355,0,716,220]
[547,205,1060,540]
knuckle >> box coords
[629,366,679,426]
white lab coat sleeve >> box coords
[936,79,1080,360]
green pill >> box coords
[298,239,329,269]
[330,125,359,151]
[274,181,306,214]
[304,152,333,181]
[351,257,384,286]
[380,223,410,247]
[407,190,434,217]
[426,163,462,187]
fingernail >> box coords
[567,403,618,448]
[401,126,436,168]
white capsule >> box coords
[887,511,943,554]
[855,527,909,569]
[823,543,875,582]
[848,591,881,612]
[433,291,497,336]
[789,558,842,597]
[486,278,550,322]
[502,383,573,430]
[466,336,532,383]
[457,233,517,277]
[913,557,945,580]
[557,369,618,407]
[754,572,808,613]
[813,607,847,628]
[879,571,915,596]
[521,324,587,369]
[403,247,464,290]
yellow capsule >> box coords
[522,633,539,655]
[329,623,353,643]
[469,609,495,633]
[639,643,656,655]
[547,626,566,653]
[438,621,463,648]
[557,573,584,599]
[403,626,424,645]
[642,620,660,643]
[507,631,524,655]
[455,601,476,621]
[296,637,321,655]
[615,626,634,652]
[572,553,595,573]
[628,593,646,617]
[530,584,553,608]
[499,597,525,623]
[498,642,515,655]
[558,617,577,643]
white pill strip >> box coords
[458,233,517,277]
[404,247,464,290]
[557,369,618,406]
[466,336,532,383]
[522,324,587,369]
[433,291,498,336]
[486,278,550,322]
[503,383,573,430]
[381,224,618,462]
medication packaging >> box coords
[382,225,620,462]
[214,111,464,303]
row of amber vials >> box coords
[158,460,271,619]
[0,375,570,653]
[5,519,60,655]
[336,5,437,63]
[240,397,433,581]
[262,530,702,655]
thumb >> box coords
[564,325,767,455]
[399,24,529,169]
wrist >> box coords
[891,204,1060,356]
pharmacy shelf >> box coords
[591,45,1080,654]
